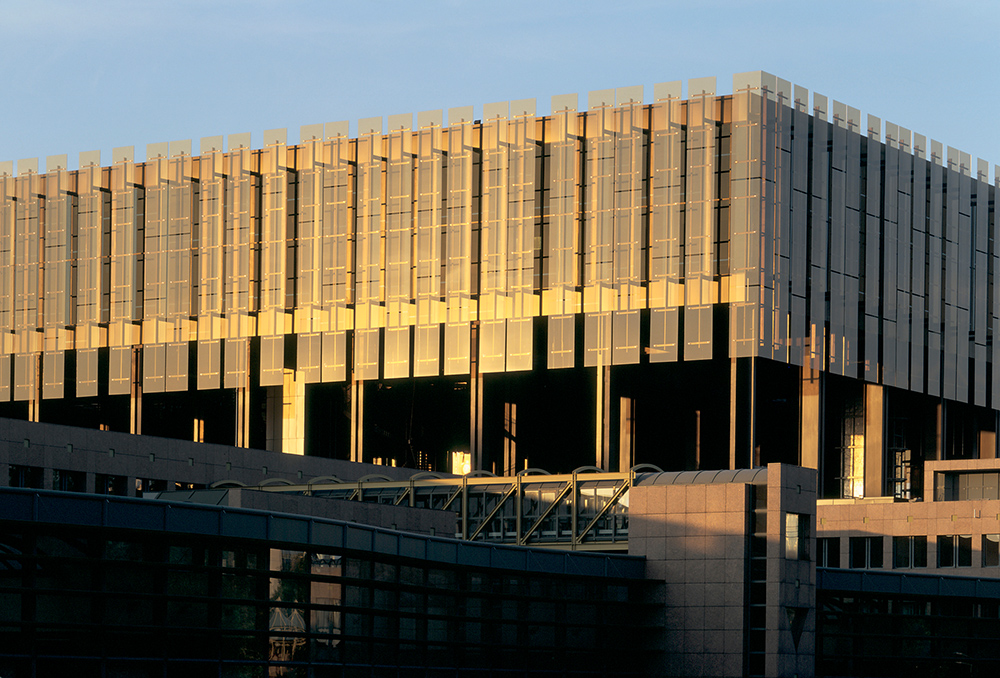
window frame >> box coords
[892,535,927,569]
[818,537,840,568]
[937,534,973,568]
[849,536,884,569]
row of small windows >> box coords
[936,471,1000,501]
[818,534,1000,569]
[8,464,203,495]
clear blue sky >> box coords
[2,0,997,173]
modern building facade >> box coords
[3,71,1000,500]
[5,70,1000,675]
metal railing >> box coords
[233,466,661,551]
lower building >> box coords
[4,417,1000,676]
[0,449,817,678]
[0,486,655,677]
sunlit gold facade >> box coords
[2,72,999,496]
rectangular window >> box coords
[958,535,972,567]
[818,537,840,568]
[984,535,1000,567]
[785,514,811,560]
[52,468,86,492]
[849,537,866,568]
[849,536,883,569]
[893,536,910,569]
[136,478,168,495]
[891,447,912,500]
[938,535,973,567]
[869,537,883,569]
[985,473,1000,501]
[96,473,128,496]
[913,536,927,568]
[9,464,43,489]
[893,536,927,569]
[173,482,206,491]
[838,399,865,498]
[939,535,954,567]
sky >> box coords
[1,0,998,173]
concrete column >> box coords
[864,383,885,498]
[235,385,249,448]
[993,412,1000,459]
[130,347,142,435]
[750,358,758,467]
[603,367,611,470]
[470,367,483,471]
[730,358,738,469]
[469,323,484,471]
[287,370,305,455]
[350,377,364,463]
[595,364,611,470]
[233,338,251,448]
[619,397,635,472]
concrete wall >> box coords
[630,480,752,676]
[629,463,817,678]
